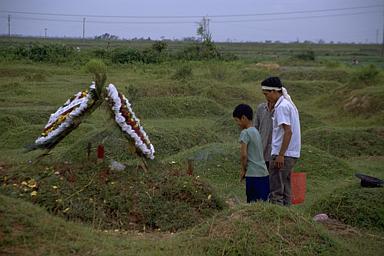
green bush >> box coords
[142,48,165,64]
[8,43,77,63]
[293,50,316,61]
[92,48,110,59]
[176,42,221,61]
[151,41,168,53]
[111,48,143,64]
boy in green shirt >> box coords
[233,104,270,202]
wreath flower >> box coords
[106,84,155,159]
[33,83,97,148]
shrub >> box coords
[176,41,221,61]
[142,48,163,64]
[293,50,316,61]
[111,48,143,64]
[151,41,168,53]
[11,43,76,63]
[92,48,110,59]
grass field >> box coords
[0,37,383,255]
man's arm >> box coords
[240,142,248,181]
[275,123,292,169]
[253,105,262,129]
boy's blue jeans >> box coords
[245,176,270,203]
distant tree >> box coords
[95,33,119,40]
[318,39,326,44]
[152,41,167,53]
[196,17,212,42]
[183,37,199,42]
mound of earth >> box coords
[180,202,347,255]
[311,183,384,231]
[0,162,224,232]
[302,127,384,158]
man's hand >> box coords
[275,155,285,169]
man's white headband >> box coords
[261,86,282,91]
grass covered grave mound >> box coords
[293,145,352,178]
[302,127,384,158]
[181,202,346,255]
[134,96,226,119]
[312,183,384,231]
[0,162,225,232]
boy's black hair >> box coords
[233,104,253,120]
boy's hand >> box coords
[240,170,246,182]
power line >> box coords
[5,10,379,25]
[0,4,382,19]
[6,16,81,23]
[211,10,381,23]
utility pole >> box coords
[82,17,86,40]
[382,6,384,56]
[206,16,210,39]
[44,28,47,38]
[8,15,11,37]
[377,29,379,44]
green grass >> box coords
[302,127,384,158]
[0,40,383,255]
[312,183,384,232]
[1,194,356,256]
[1,161,225,232]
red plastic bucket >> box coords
[291,172,306,205]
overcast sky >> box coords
[0,0,382,43]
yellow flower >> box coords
[30,191,37,196]
[52,185,58,189]
[27,179,37,188]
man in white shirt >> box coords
[261,76,301,206]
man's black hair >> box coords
[233,104,253,120]
[261,76,282,88]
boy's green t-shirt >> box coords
[239,127,269,177]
